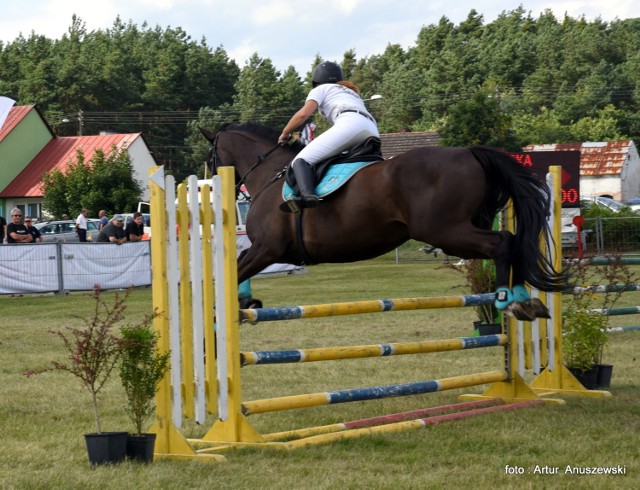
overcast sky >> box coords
[0,1,637,75]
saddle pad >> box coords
[282,161,378,201]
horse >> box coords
[200,122,568,321]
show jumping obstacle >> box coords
[147,165,610,462]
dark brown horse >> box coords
[201,122,568,320]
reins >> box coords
[209,126,286,203]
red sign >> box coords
[510,151,581,208]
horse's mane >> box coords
[222,122,306,152]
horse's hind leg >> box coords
[493,230,550,320]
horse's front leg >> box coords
[237,244,281,284]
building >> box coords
[523,141,640,202]
[0,104,156,219]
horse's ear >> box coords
[199,127,215,142]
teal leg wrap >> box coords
[512,284,530,303]
[495,286,514,311]
[238,279,252,299]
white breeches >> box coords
[294,112,379,165]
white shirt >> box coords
[76,213,87,230]
[306,84,373,124]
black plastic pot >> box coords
[568,366,599,390]
[84,431,128,465]
[596,363,613,388]
[126,433,157,463]
[474,321,502,336]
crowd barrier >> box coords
[147,165,610,462]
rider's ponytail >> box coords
[337,80,360,94]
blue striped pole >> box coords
[564,284,640,294]
[241,293,496,323]
[241,334,506,366]
[589,256,640,266]
[606,325,640,333]
[241,370,508,415]
[590,306,640,316]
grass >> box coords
[1,255,639,489]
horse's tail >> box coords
[470,146,569,292]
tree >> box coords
[41,146,142,218]
[439,89,518,149]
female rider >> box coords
[278,61,380,208]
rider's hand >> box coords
[278,132,291,145]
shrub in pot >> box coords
[119,311,170,463]
[26,288,129,465]
[449,259,500,334]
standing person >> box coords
[24,216,43,243]
[6,208,33,243]
[75,208,89,242]
[0,213,6,244]
[98,210,109,231]
[277,61,379,208]
[97,214,126,244]
[125,212,145,241]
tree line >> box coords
[2,8,640,182]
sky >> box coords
[0,0,637,75]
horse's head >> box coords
[200,122,304,198]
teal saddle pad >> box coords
[282,161,378,201]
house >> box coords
[380,130,440,159]
[523,141,640,202]
[0,104,156,219]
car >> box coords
[34,219,101,242]
[581,197,630,213]
[623,197,640,212]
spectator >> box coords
[98,210,109,231]
[6,208,33,243]
[0,213,6,243]
[24,216,43,243]
[125,212,145,241]
[62,214,70,220]
[75,208,89,242]
[97,214,126,244]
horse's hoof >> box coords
[527,298,551,319]
[508,301,537,322]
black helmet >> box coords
[312,61,343,87]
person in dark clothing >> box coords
[96,215,126,244]
[125,212,145,241]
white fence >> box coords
[0,238,303,295]
[0,241,152,295]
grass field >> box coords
[1,255,639,489]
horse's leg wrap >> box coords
[512,284,530,303]
[291,159,319,208]
[495,286,514,311]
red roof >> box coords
[0,133,142,197]
[523,141,633,176]
[0,105,36,142]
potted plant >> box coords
[26,288,129,465]
[449,259,501,335]
[119,311,170,463]
[562,252,636,388]
[562,292,608,389]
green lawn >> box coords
[1,256,638,489]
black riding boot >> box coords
[291,159,319,208]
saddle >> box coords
[283,137,383,201]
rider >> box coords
[278,61,380,208]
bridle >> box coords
[208,125,286,203]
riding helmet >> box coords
[312,61,344,87]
